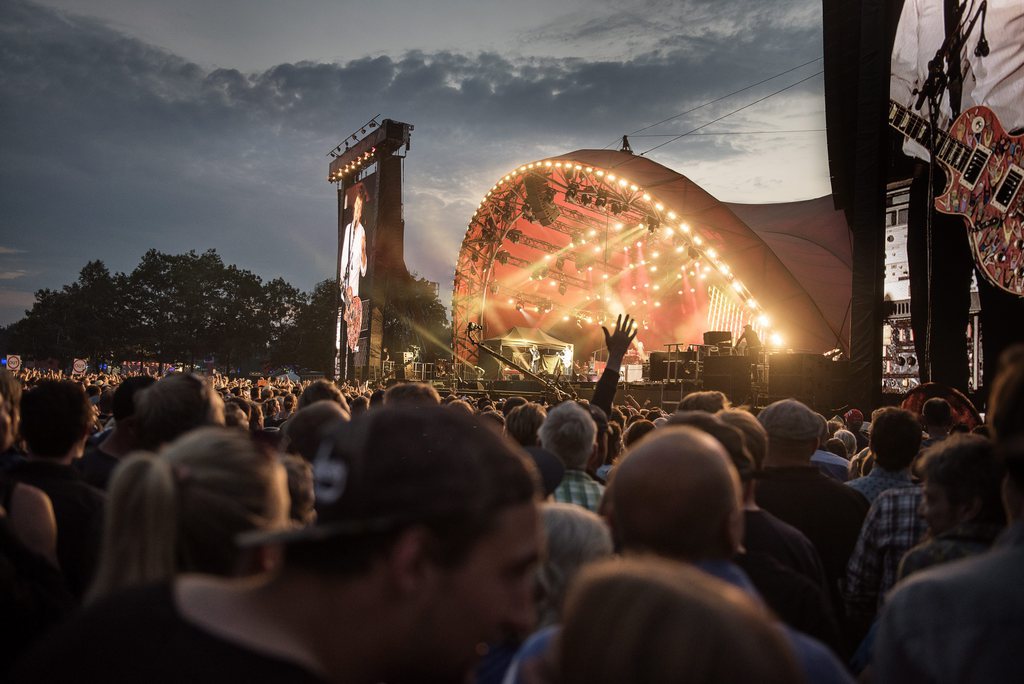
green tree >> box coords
[382,274,451,363]
[9,260,122,366]
[276,279,337,373]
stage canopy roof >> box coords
[485,326,571,348]
[452,149,852,367]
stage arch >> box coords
[452,149,851,371]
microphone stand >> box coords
[466,326,577,401]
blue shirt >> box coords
[846,467,915,504]
[811,449,851,482]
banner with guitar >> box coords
[888,100,1024,296]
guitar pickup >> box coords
[991,164,1023,213]
[959,144,991,191]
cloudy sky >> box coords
[0,0,830,325]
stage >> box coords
[440,355,850,415]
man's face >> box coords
[411,502,541,682]
[920,479,967,536]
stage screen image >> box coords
[338,176,377,355]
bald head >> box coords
[610,427,743,561]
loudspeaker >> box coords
[702,355,752,403]
[768,353,828,406]
[524,174,561,226]
[704,331,733,347]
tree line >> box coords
[1,249,451,374]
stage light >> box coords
[757,314,771,327]
[707,248,718,259]
[556,257,566,270]
[652,251,660,258]
[610,202,624,215]
[507,229,522,244]
[602,273,609,279]
[558,283,567,295]
[495,250,510,265]
[614,222,623,230]
[508,298,515,305]
[653,284,660,290]
[563,315,570,321]
[588,229,597,237]
[655,302,661,307]
[747,298,757,309]
[678,290,683,295]
[664,227,674,237]
[668,211,677,219]
[694,236,703,245]
[770,333,784,347]
[650,266,658,272]
[549,280,557,287]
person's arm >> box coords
[591,314,637,417]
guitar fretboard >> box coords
[888,101,973,172]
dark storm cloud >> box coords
[0,0,824,323]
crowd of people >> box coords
[1,314,1022,683]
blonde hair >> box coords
[560,557,802,684]
[88,427,288,602]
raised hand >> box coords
[601,313,638,364]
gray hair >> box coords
[536,503,613,627]
[834,429,857,458]
[539,401,597,470]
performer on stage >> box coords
[891,0,1024,396]
[560,346,574,376]
[529,344,541,374]
[736,324,763,356]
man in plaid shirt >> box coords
[842,484,926,624]
[540,401,604,512]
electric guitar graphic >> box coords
[888,100,1024,296]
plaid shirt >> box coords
[843,484,926,617]
[553,469,605,512]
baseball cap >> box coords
[238,407,540,548]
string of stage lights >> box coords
[452,154,786,369]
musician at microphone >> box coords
[891,0,1024,396]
